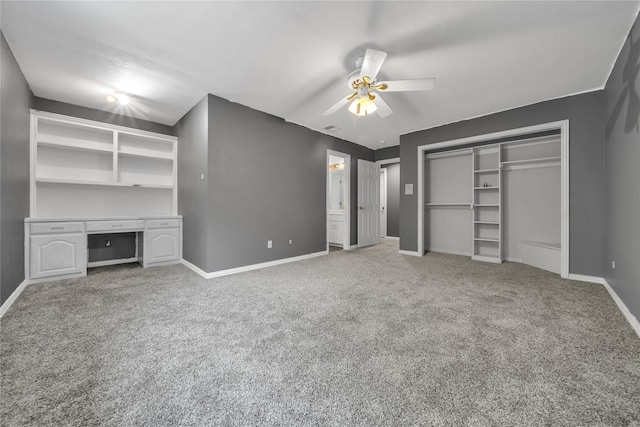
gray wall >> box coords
[400,91,605,277]
[175,96,210,270]
[1,32,33,305]
[33,97,174,136]
[382,163,400,237]
[375,145,400,162]
[178,94,374,273]
[604,13,640,320]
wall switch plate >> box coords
[289,239,293,245]
[405,183,413,195]
[612,261,615,269]
[267,240,272,248]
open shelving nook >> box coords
[30,110,178,218]
[416,120,569,278]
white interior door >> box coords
[358,159,380,247]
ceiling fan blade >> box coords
[359,48,387,80]
[374,94,393,118]
[376,78,436,92]
[322,95,351,116]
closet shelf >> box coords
[474,168,499,173]
[473,186,499,190]
[500,156,561,166]
[474,237,499,243]
[474,204,499,207]
[474,221,500,225]
[425,203,471,207]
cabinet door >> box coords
[30,234,86,279]
[334,222,344,244]
[144,228,180,266]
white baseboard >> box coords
[429,248,472,257]
[399,249,421,257]
[382,236,400,241]
[568,274,639,338]
[602,279,640,338]
[567,273,606,285]
[0,280,29,318]
[182,250,328,279]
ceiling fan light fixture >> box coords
[348,96,377,117]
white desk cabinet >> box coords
[29,224,86,280]
[25,216,182,283]
[144,228,181,267]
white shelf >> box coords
[474,237,499,243]
[38,136,113,153]
[501,156,561,166]
[31,110,178,217]
[425,202,471,207]
[471,255,502,263]
[35,178,173,189]
[118,148,173,161]
[472,144,502,264]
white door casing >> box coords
[358,159,380,247]
[327,150,351,250]
[380,168,387,238]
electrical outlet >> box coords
[105,240,111,247]
[612,261,615,269]
[289,239,293,245]
[267,240,272,248]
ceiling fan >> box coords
[322,48,436,118]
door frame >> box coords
[377,157,399,240]
[327,150,351,250]
[380,168,387,238]
[416,120,569,278]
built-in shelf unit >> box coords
[30,111,177,217]
[472,144,502,263]
[26,111,182,283]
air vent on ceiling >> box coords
[323,125,340,132]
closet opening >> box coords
[327,150,351,251]
[416,120,569,278]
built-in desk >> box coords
[25,216,182,283]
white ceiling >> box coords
[2,1,639,150]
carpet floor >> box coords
[1,240,639,426]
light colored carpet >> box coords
[1,240,639,426]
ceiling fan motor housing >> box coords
[346,55,367,89]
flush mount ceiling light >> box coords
[107,92,130,105]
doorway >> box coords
[327,150,351,250]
